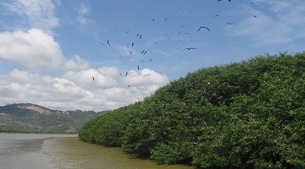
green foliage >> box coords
[79,52,305,168]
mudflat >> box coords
[43,137,194,169]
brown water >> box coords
[44,137,194,169]
[0,133,75,169]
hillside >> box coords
[79,52,305,169]
[0,103,106,133]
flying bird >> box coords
[137,34,142,39]
[253,15,257,18]
[183,47,197,51]
[140,50,147,55]
[198,26,210,32]
[137,65,140,70]
[164,17,168,22]
[92,77,95,81]
[107,39,111,46]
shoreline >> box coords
[43,136,194,169]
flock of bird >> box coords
[92,0,257,84]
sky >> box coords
[0,0,305,111]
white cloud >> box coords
[63,55,90,71]
[3,0,59,30]
[0,1,171,111]
[0,28,65,70]
[97,66,120,77]
[63,68,117,89]
[0,67,169,111]
[123,68,169,86]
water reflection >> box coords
[0,133,193,169]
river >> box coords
[0,133,194,169]
[0,133,74,169]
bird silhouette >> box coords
[92,77,95,81]
[140,50,147,55]
[137,65,140,70]
[198,26,210,32]
[183,47,197,51]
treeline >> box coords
[79,52,305,169]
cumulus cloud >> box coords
[63,68,117,89]
[3,0,59,30]
[63,55,90,71]
[123,68,169,86]
[0,0,171,111]
[97,66,120,77]
[0,28,65,70]
[0,68,169,111]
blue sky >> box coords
[0,0,305,111]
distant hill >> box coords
[0,103,107,133]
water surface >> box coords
[44,137,194,169]
[0,133,194,169]
[0,133,74,169]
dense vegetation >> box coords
[0,103,106,133]
[79,52,305,169]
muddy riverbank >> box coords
[43,137,194,169]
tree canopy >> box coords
[79,52,305,169]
